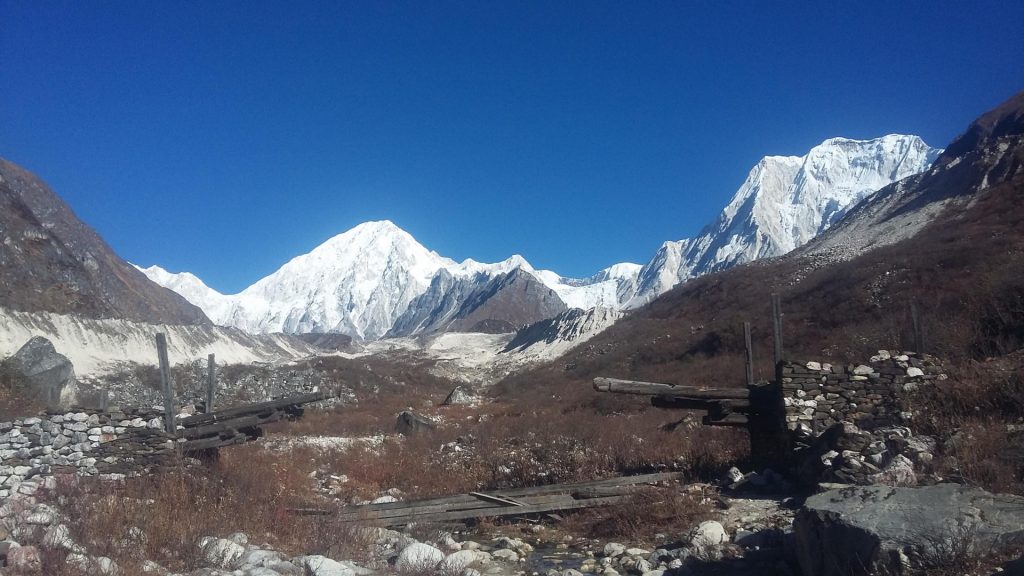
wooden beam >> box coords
[594,378,749,400]
[650,396,752,412]
[702,413,749,427]
[771,293,783,366]
[179,391,327,427]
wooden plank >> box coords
[334,494,575,522]
[331,472,682,515]
[593,378,749,400]
[469,492,525,506]
[155,333,176,435]
[339,495,627,526]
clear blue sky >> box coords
[2,2,1021,293]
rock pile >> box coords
[795,422,936,487]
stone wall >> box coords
[0,408,175,499]
[778,351,945,438]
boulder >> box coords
[795,484,1024,576]
[442,385,475,406]
[395,542,444,570]
[295,555,355,576]
[395,411,436,435]
[689,520,728,548]
[7,336,77,406]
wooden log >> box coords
[180,391,327,427]
[593,378,749,400]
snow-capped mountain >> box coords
[626,134,942,307]
[142,134,940,340]
[141,221,641,340]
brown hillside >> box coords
[0,158,210,324]
[498,91,1024,398]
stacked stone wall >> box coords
[0,408,175,499]
[778,351,945,439]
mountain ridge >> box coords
[141,134,940,339]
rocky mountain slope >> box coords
[499,91,1024,394]
[0,159,209,325]
[145,135,937,341]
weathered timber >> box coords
[468,492,525,507]
[593,378,749,400]
[651,396,752,413]
[180,391,327,427]
[322,472,683,521]
[702,413,749,427]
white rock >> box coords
[395,542,445,570]
[440,550,490,572]
[199,536,245,568]
[806,361,822,371]
[491,548,520,562]
[689,520,729,548]
[298,555,355,576]
[604,542,626,557]
[906,367,924,377]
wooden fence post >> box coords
[771,293,783,366]
[99,390,109,413]
[206,353,216,413]
[155,333,176,435]
[743,321,754,386]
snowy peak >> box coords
[627,134,941,307]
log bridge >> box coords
[292,472,684,526]
[593,377,788,466]
[177,391,330,453]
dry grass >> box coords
[45,445,375,574]
[560,486,715,544]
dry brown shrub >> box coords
[560,487,715,543]
[48,444,375,573]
